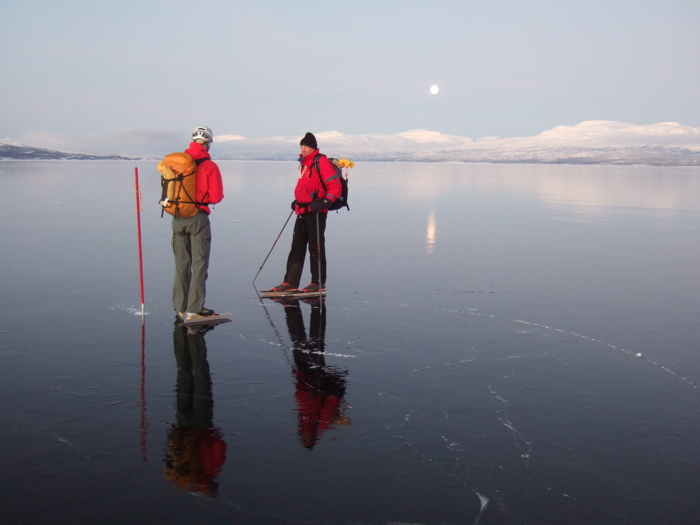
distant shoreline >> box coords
[3,158,698,167]
[2,142,699,166]
[0,144,134,161]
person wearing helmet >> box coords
[172,126,225,321]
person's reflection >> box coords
[164,323,227,496]
[278,297,351,449]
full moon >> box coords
[430,85,439,95]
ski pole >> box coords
[252,283,294,367]
[315,210,323,297]
[134,167,145,315]
[253,209,294,286]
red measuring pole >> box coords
[135,168,148,459]
[134,167,145,315]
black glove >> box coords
[310,199,330,212]
[290,200,297,210]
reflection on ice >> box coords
[165,323,227,497]
[426,210,436,255]
[277,297,351,449]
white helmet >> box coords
[191,126,213,144]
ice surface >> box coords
[2,161,700,523]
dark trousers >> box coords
[284,212,327,287]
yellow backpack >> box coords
[158,152,199,218]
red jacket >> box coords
[185,142,224,215]
[293,149,343,215]
[294,370,343,448]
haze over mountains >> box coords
[2,121,699,165]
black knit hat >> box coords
[300,132,317,149]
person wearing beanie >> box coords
[171,126,225,321]
[300,132,317,150]
[270,132,343,293]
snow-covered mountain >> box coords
[213,121,700,165]
[0,143,133,161]
[2,121,699,165]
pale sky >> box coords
[1,0,698,154]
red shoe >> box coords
[270,282,298,292]
[301,283,324,293]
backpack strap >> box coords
[177,157,211,209]
[313,154,341,189]
[312,154,347,209]
[195,157,214,205]
[312,154,328,193]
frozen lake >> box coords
[2,160,700,524]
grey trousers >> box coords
[171,211,212,314]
